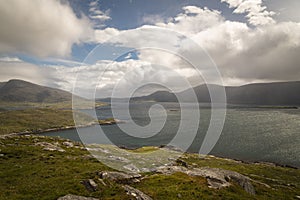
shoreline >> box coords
[1,118,298,170]
[117,144,300,170]
[3,131,298,170]
[0,118,122,138]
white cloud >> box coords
[0,60,47,85]
[142,14,165,25]
[156,6,223,34]
[94,27,121,43]
[221,0,276,26]
[89,0,111,28]
[265,0,300,23]
[0,56,199,98]
[1,2,300,96]
[94,5,300,86]
[0,56,22,62]
[0,0,93,57]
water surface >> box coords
[42,102,300,167]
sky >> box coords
[0,0,300,98]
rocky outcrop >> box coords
[155,166,255,195]
[57,194,99,200]
[62,141,74,148]
[98,171,141,184]
[123,185,153,200]
[81,179,98,192]
[35,142,65,152]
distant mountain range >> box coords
[102,81,300,106]
[1,79,299,105]
[0,79,73,103]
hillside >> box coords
[131,81,300,106]
[226,81,300,105]
[0,135,299,200]
[0,79,73,103]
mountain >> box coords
[0,79,73,103]
[131,81,300,106]
[226,81,300,105]
[131,91,177,102]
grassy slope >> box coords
[0,136,129,200]
[0,136,299,200]
[0,108,95,135]
[0,100,107,110]
[0,100,110,135]
[134,155,300,200]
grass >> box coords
[1,136,299,200]
[0,136,130,200]
[0,108,94,135]
[132,172,252,200]
[0,102,299,199]
[0,100,107,110]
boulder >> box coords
[62,141,74,148]
[176,159,189,168]
[123,164,140,173]
[81,179,98,192]
[99,171,141,184]
[156,166,255,195]
[123,185,152,200]
[35,142,65,152]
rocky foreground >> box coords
[0,134,300,200]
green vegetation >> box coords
[0,136,299,200]
[0,101,115,135]
[0,108,94,135]
[0,136,129,200]
[132,172,252,199]
[129,146,160,153]
[0,100,107,110]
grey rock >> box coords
[123,185,152,200]
[155,166,187,175]
[107,155,130,163]
[81,179,98,191]
[62,141,74,148]
[123,164,140,173]
[57,194,99,200]
[86,147,110,154]
[176,159,188,168]
[156,166,255,195]
[99,171,141,184]
[35,142,65,152]
[98,178,107,186]
[161,145,183,152]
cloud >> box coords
[94,5,300,86]
[0,0,93,57]
[0,56,199,98]
[0,56,22,62]
[89,0,111,28]
[265,0,300,23]
[156,6,224,34]
[2,3,300,97]
[94,27,121,43]
[0,58,47,85]
[142,14,166,25]
[221,0,276,26]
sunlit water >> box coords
[42,102,300,167]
